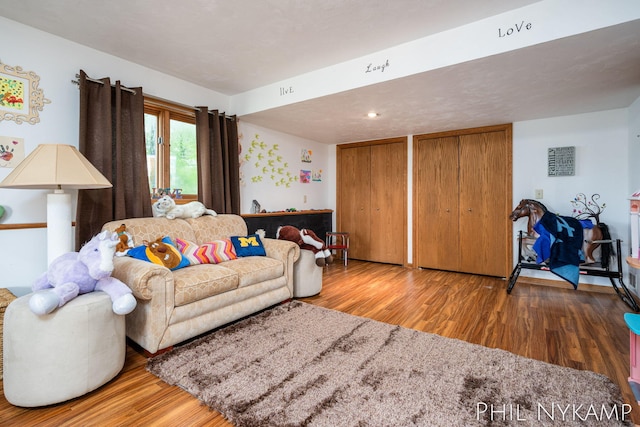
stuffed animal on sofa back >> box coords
[152,195,217,219]
[29,230,137,316]
[277,225,334,266]
[114,223,134,256]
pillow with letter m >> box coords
[230,234,266,257]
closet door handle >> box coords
[467,208,472,212]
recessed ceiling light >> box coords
[367,112,379,118]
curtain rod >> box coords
[71,73,137,94]
[148,97,236,120]
[73,74,235,120]
[188,102,236,120]
[160,99,236,120]
[202,107,236,120]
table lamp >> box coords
[0,144,112,265]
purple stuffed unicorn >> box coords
[30,230,137,316]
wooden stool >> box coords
[326,232,349,266]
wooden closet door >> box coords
[458,130,510,277]
[369,142,406,264]
[414,136,460,271]
[337,145,371,261]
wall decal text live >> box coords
[365,60,390,74]
[498,20,532,37]
[279,86,294,96]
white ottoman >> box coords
[293,249,323,297]
[3,292,126,407]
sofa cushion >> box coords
[172,264,239,306]
[221,256,284,288]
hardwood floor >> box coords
[2,260,638,426]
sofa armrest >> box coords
[111,256,176,354]
[262,237,300,263]
[262,238,300,294]
[111,256,173,301]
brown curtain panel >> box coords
[195,107,240,214]
[75,70,152,249]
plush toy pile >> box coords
[29,230,137,316]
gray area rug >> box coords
[147,301,631,426]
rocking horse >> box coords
[507,194,639,311]
[509,196,611,266]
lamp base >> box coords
[47,190,72,265]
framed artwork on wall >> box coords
[300,170,311,183]
[548,146,575,176]
[301,149,312,163]
[0,62,51,125]
[0,136,24,168]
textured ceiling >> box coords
[1,0,639,144]
[243,20,640,143]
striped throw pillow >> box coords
[175,238,237,265]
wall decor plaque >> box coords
[0,62,51,125]
[548,146,575,177]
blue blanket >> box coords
[532,211,584,288]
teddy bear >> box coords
[114,223,134,256]
[276,225,334,266]
[29,230,137,316]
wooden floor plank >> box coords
[1,260,638,425]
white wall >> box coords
[513,109,631,285]
[237,121,331,213]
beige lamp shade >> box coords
[0,144,112,189]
[0,144,112,265]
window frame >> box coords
[144,97,198,201]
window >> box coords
[144,98,198,199]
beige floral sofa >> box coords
[102,214,299,354]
